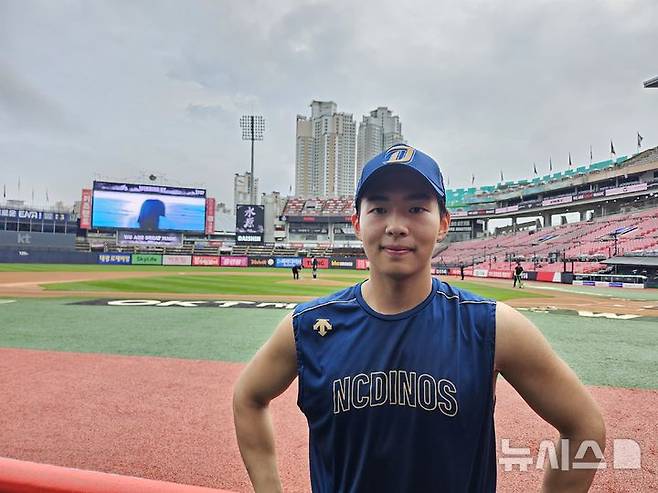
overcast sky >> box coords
[1,0,656,208]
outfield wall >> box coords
[1,251,651,287]
[0,246,97,264]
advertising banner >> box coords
[205,197,216,234]
[91,181,206,233]
[117,231,183,246]
[162,255,192,266]
[605,182,648,197]
[97,253,131,265]
[248,257,274,267]
[235,204,265,244]
[536,271,561,283]
[542,196,572,207]
[329,257,356,269]
[283,215,353,223]
[192,255,220,266]
[131,254,162,265]
[290,224,329,234]
[220,256,249,267]
[356,258,370,270]
[0,208,70,223]
[80,189,92,229]
[302,257,329,269]
[487,270,513,279]
[274,257,302,268]
[495,205,519,214]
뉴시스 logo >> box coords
[498,438,641,472]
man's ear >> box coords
[436,210,451,243]
[351,212,361,240]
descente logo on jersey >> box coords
[333,370,458,417]
[313,319,332,336]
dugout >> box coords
[599,255,658,287]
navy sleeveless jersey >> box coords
[292,276,497,492]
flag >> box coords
[637,132,643,150]
[17,177,21,193]
[46,189,49,202]
[568,152,572,168]
[589,145,593,163]
[2,184,5,199]
[549,157,553,172]
[500,170,504,182]
[31,188,34,202]
[471,173,475,185]
[533,162,537,175]
[610,140,616,155]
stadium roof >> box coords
[602,256,658,267]
[644,75,658,88]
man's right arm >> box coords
[233,311,298,492]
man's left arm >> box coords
[495,302,606,493]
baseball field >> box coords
[0,264,656,492]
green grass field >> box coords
[25,263,545,301]
[0,298,655,389]
[2,262,655,390]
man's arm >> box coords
[233,312,298,492]
[495,302,606,493]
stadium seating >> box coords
[282,197,354,216]
[436,205,658,273]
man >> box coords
[233,144,604,492]
[312,256,319,280]
[291,264,299,280]
[137,199,166,231]
[460,261,465,280]
[513,261,524,288]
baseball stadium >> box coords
[1,146,657,492]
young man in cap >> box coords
[233,145,605,492]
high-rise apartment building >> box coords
[234,171,259,209]
[356,107,404,178]
[295,101,356,197]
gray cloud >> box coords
[1,0,657,207]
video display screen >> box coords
[91,181,206,232]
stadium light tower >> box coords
[240,115,265,205]
[643,75,658,88]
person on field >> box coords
[233,144,605,492]
[513,261,524,288]
[291,265,299,280]
[311,256,319,279]
[460,262,465,280]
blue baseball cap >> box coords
[355,144,446,207]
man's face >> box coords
[351,167,450,279]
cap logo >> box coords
[384,144,415,165]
